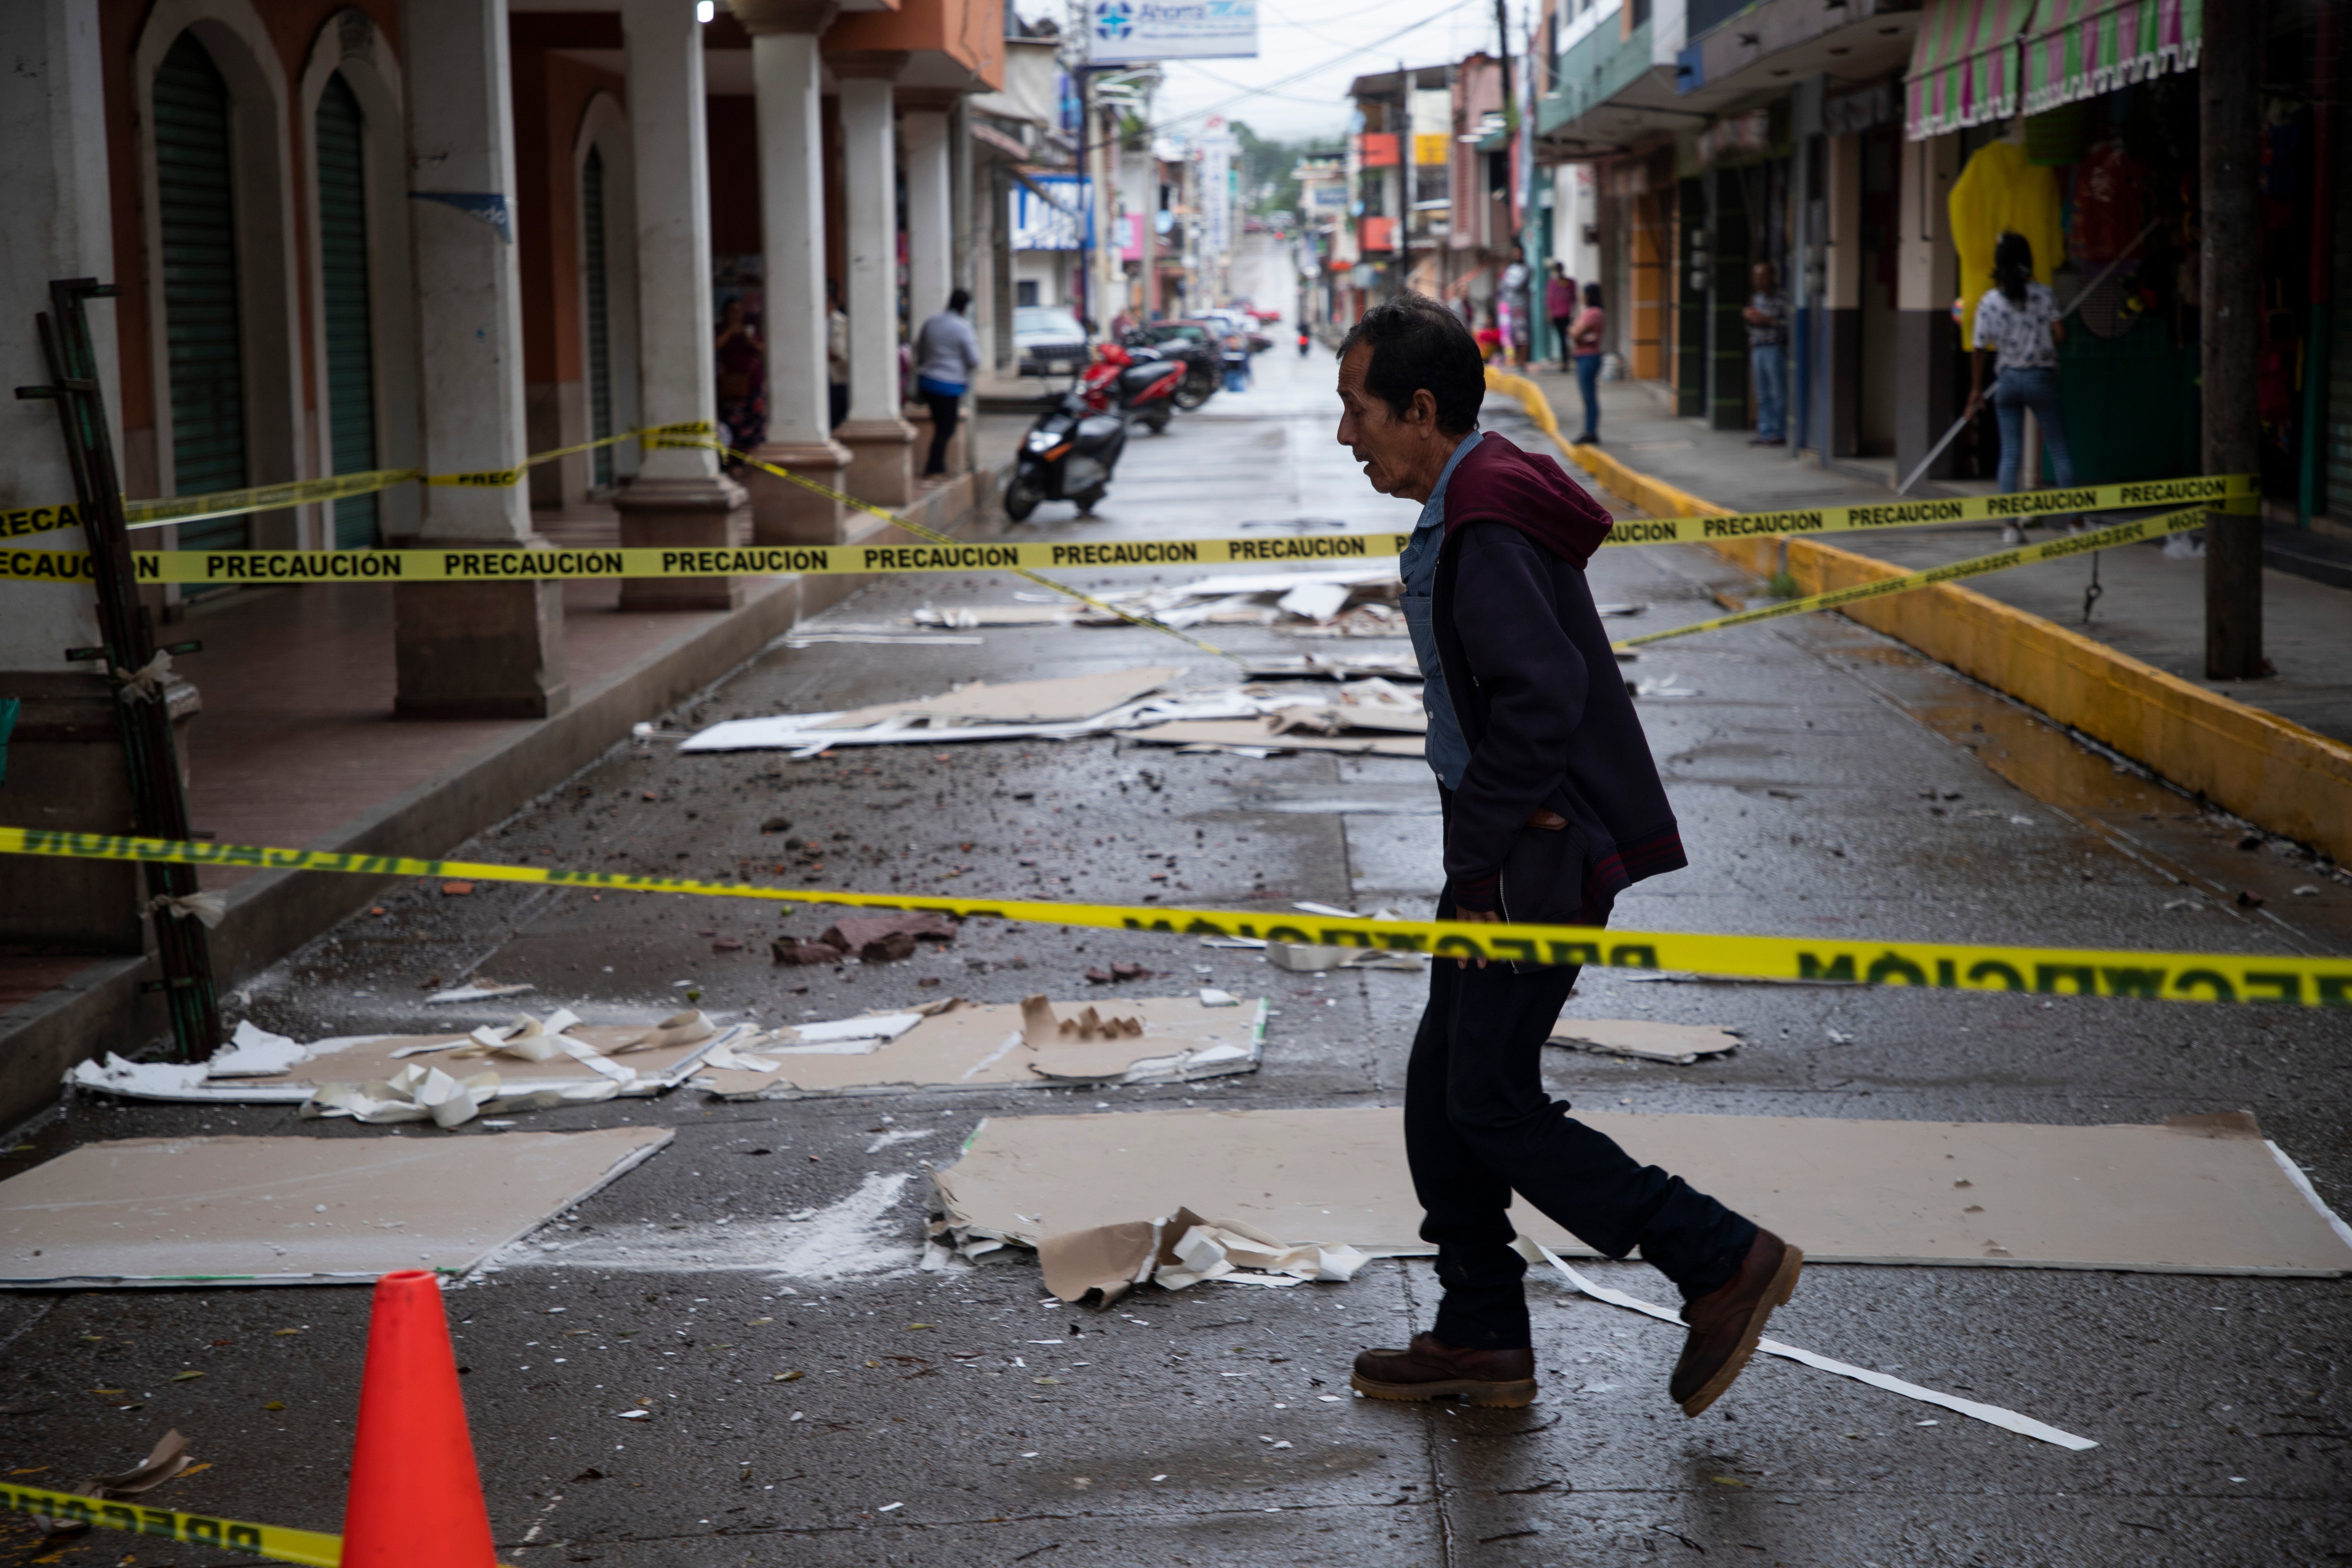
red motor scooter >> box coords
[1080,342,1185,435]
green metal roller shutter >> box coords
[317,71,379,549]
[582,146,615,489]
[154,32,248,555]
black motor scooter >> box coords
[1004,389,1128,522]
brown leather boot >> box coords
[1669,1229,1803,1417]
[1351,1333,1537,1408]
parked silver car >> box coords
[1015,306,1090,378]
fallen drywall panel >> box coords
[0,1126,671,1288]
[69,1016,729,1109]
[697,996,1265,1099]
[812,668,1180,729]
[1549,1018,1740,1064]
[934,1105,2352,1277]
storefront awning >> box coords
[2021,0,2204,116]
[1904,0,2034,141]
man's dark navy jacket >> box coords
[1433,432,1687,922]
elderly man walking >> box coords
[1333,292,1799,1416]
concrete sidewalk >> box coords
[1500,371,2352,747]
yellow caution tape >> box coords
[2,484,2245,589]
[1483,368,2254,539]
[3,826,2343,1004]
[0,1481,341,1568]
[2,423,715,541]
[0,536,1399,585]
[1615,505,2210,649]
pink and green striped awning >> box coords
[2021,0,2205,115]
[1905,0,2034,141]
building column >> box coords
[1821,132,1864,459]
[832,63,915,506]
[734,1,850,544]
[396,0,567,717]
[900,90,961,477]
[0,0,199,954]
[1892,133,1960,484]
[618,0,750,610]
[903,100,954,328]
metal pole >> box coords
[17,280,222,1061]
[2201,0,2263,678]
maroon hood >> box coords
[1441,432,1614,567]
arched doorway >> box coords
[154,32,248,553]
[315,69,378,548]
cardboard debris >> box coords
[69,1010,731,1116]
[933,1105,2352,1277]
[694,995,1265,1099]
[1549,1018,1741,1064]
[30,1429,198,1538]
[0,1126,671,1287]
[1032,1205,1370,1304]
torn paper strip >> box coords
[1532,1244,2097,1451]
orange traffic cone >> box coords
[341,1269,499,1566]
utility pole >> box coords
[2201,0,2262,679]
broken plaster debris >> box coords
[1028,1206,1369,1305]
[69,1010,731,1126]
[1548,1018,1741,1065]
[932,1105,2352,1277]
[693,994,1265,1100]
[0,1127,671,1288]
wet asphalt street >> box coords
[5,351,2350,1567]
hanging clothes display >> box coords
[1947,138,2067,352]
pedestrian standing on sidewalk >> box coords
[713,296,766,461]
[912,289,981,479]
[1741,262,1788,447]
[1501,244,1532,369]
[1332,292,1802,1417]
[1965,231,2078,544]
[1569,283,1606,444]
[1545,262,1577,371]
[825,280,850,432]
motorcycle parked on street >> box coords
[1083,341,1186,433]
[1121,326,1220,410]
[1004,389,1127,521]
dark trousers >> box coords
[828,382,848,431]
[922,391,960,476]
[1406,887,1757,1351]
[1551,317,1573,369]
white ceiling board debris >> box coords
[69,1013,730,1112]
[0,1127,671,1288]
[695,996,1265,1099]
[1549,1018,1741,1064]
[676,673,1348,757]
[811,668,1180,729]
[934,1105,2352,1276]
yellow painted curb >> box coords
[1489,370,2352,865]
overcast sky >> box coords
[1019,0,1517,144]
